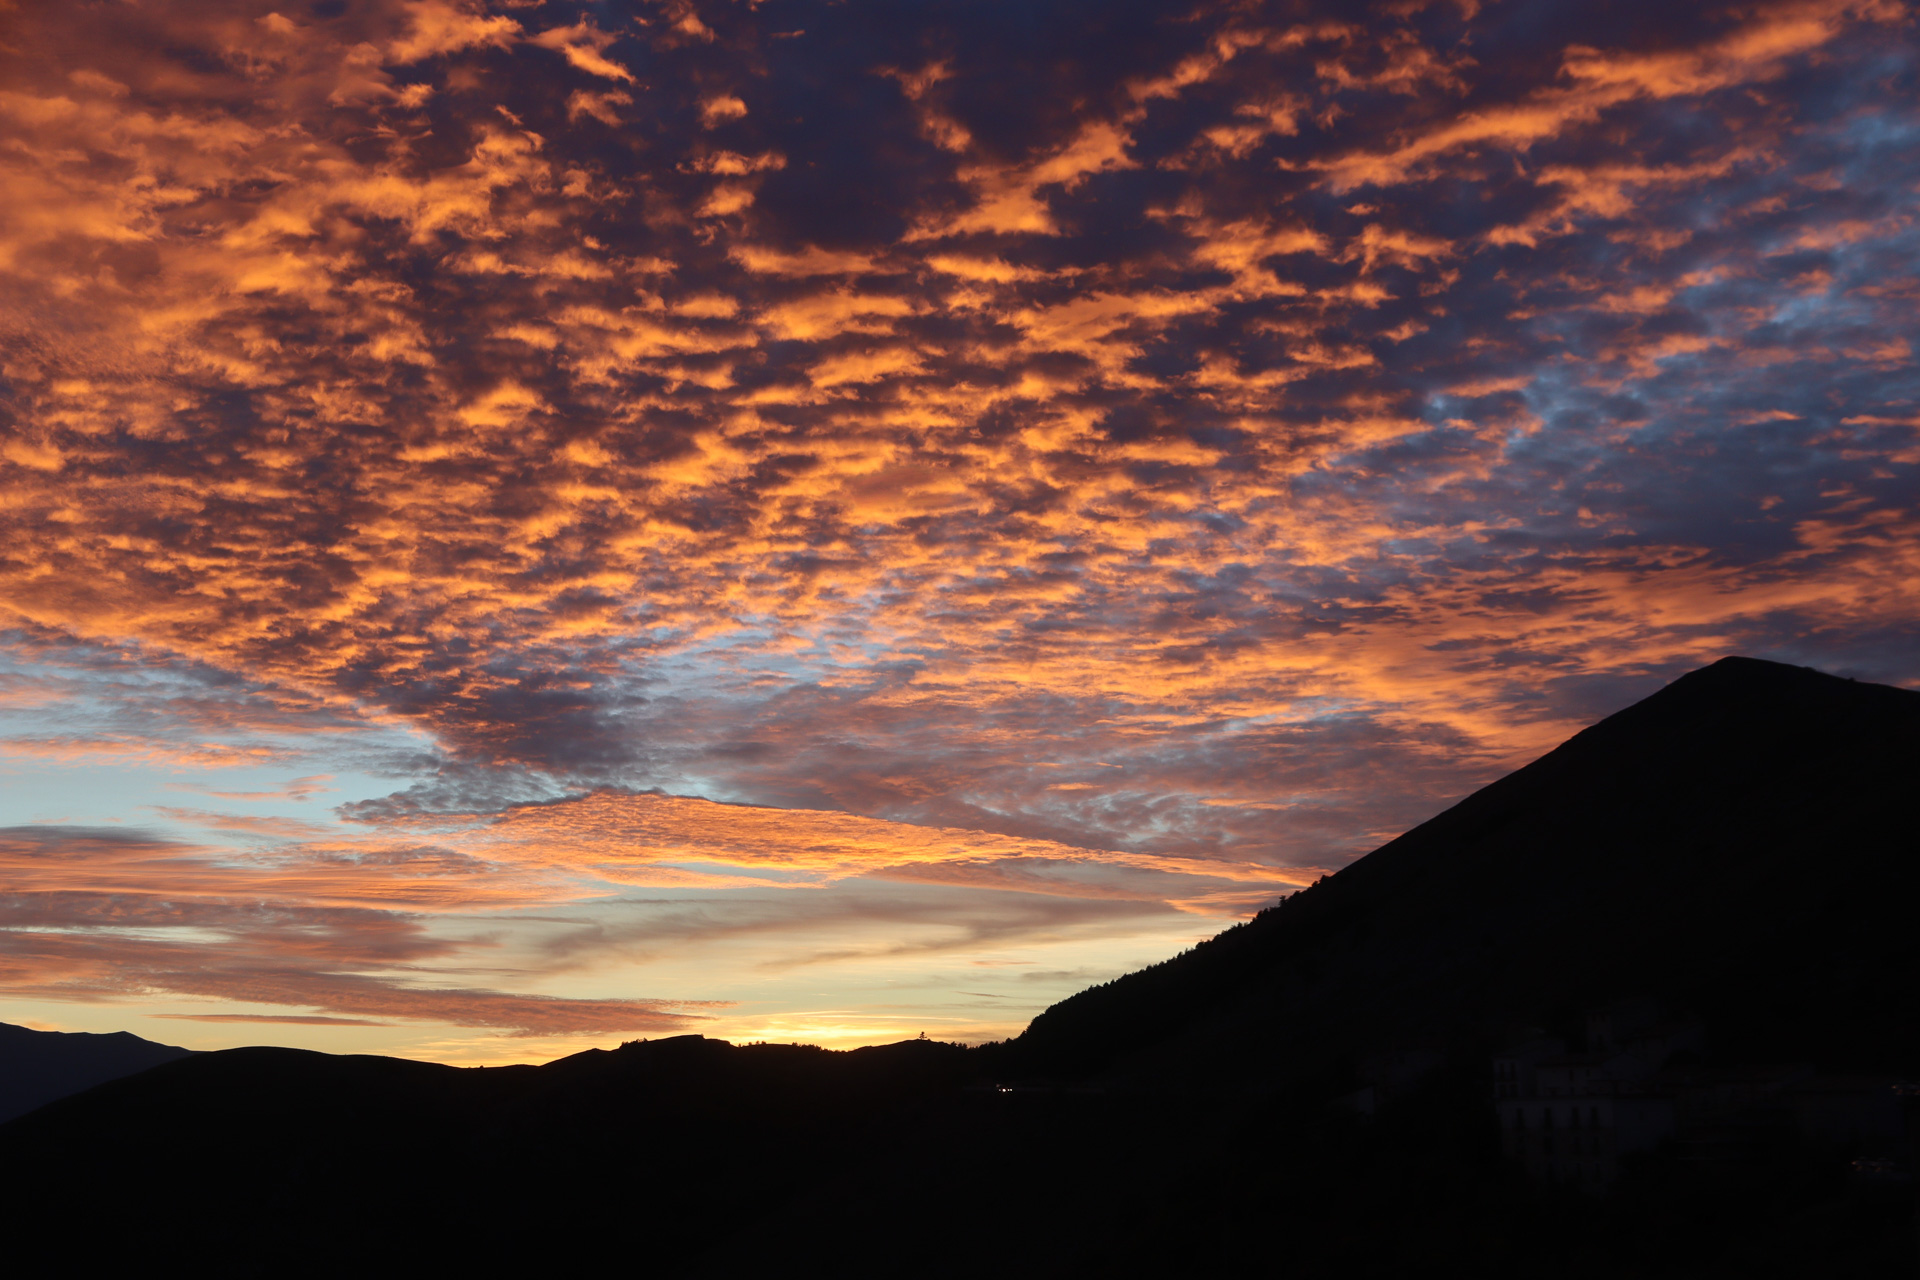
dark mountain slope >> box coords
[0,1021,191,1122]
[1007,656,1920,1081]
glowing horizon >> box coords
[1,0,1916,1063]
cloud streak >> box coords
[0,826,713,1035]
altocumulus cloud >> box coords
[0,0,1916,1047]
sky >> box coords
[1,0,1916,1064]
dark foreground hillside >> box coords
[2,658,1915,1276]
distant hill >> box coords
[1006,656,1920,1082]
[1,657,1913,1275]
[0,1022,191,1122]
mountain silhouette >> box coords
[0,1022,191,1123]
[1,657,1913,1276]
[1005,655,1920,1082]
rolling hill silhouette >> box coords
[0,1022,190,1123]
[2,657,1913,1275]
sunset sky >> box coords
[1,0,1916,1063]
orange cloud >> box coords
[1315,1,1899,192]
[362,791,1314,911]
[388,1,520,65]
[531,19,635,83]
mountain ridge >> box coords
[0,1021,192,1123]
